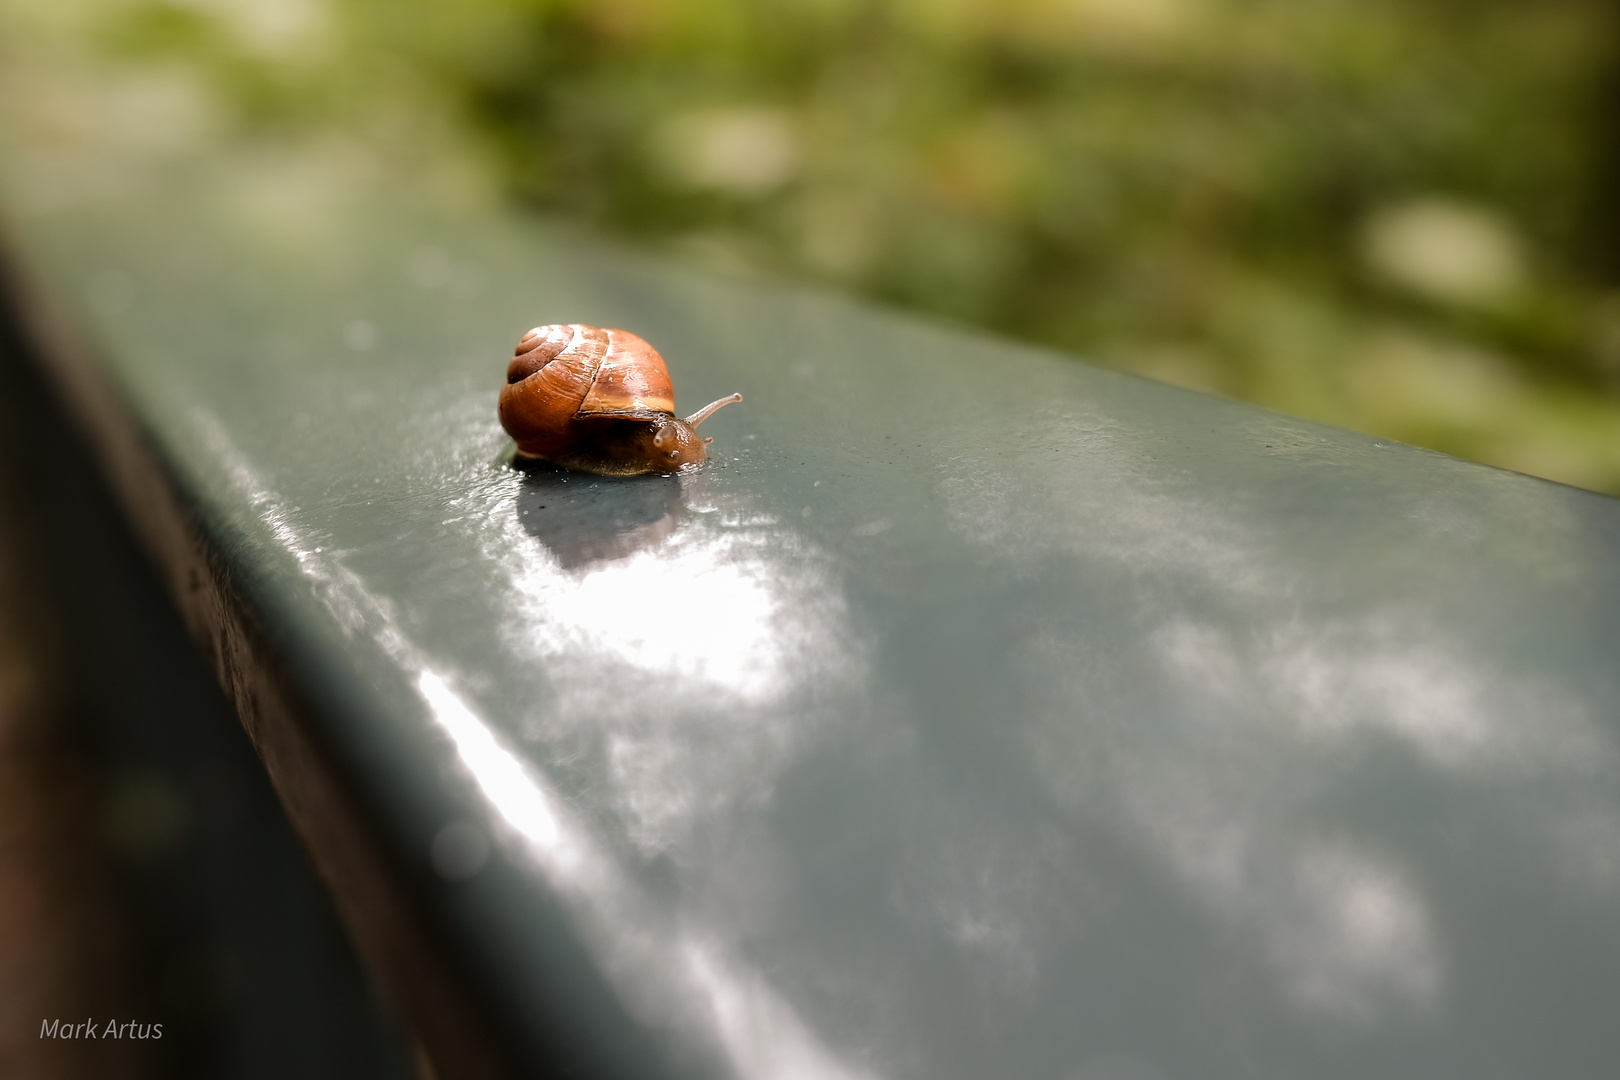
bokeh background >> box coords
[4,0,1619,492]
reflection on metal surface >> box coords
[199,412,875,1080]
[420,672,575,868]
[940,410,1619,1024]
[1159,616,1603,769]
[485,473,858,854]
[419,669,880,1080]
[1119,777,1442,1021]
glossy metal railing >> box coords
[4,146,1620,1079]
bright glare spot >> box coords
[543,541,789,702]
[657,107,801,195]
[1361,198,1526,307]
[418,671,569,860]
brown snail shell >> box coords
[498,324,742,477]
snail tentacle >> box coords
[684,393,744,428]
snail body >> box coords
[499,324,742,476]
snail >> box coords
[498,324,742,476]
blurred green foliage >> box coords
[7,0,1620,491]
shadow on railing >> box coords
[511,458,690,570]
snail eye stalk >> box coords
[685,393,744,428]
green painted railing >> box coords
[5,145,1620,1079]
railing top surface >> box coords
[6,148,1620,1078]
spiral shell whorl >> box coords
[506,323,577,383]
[498,321,741,475]
[498,324,677,459]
